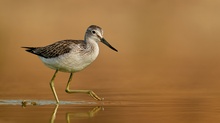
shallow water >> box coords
[1,0,220,123]
[1,91,220,123]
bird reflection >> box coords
[50,105,103,123]
[20,100,103,122]
[50,104,59,123]
[66,106,103,122]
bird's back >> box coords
[22,40,85,58]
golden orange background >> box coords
[0,0,220,100]
[1,1,220,123]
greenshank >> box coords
[22,25,118,103]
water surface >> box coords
[1,91,220,123]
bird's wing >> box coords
[22,40,85,58]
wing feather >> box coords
[22,40,85,58]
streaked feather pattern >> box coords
[22,40,86,58]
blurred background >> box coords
[0,0,220,101]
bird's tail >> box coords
[21,47,37,54]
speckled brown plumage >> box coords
[22,40,86,58]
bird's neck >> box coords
[83,37,98,50]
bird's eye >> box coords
[92,30,96,34]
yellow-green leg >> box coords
[65,73,103,101]
[50,70,59,104]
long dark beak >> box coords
[101,38,118,52]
